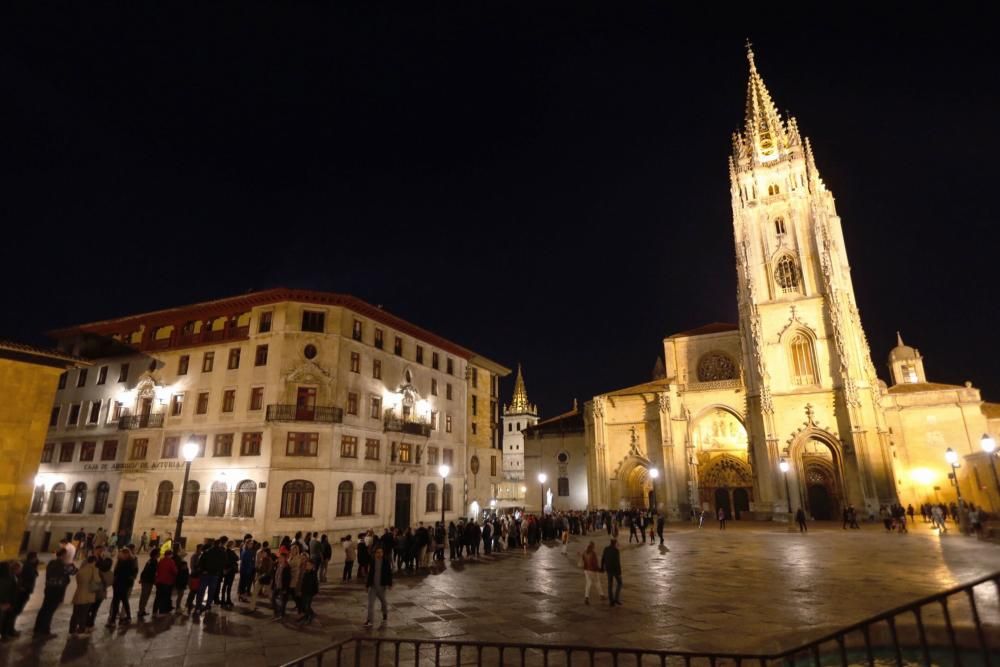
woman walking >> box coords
[581,542,605,605]
[717,507,727,530]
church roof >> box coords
[603,378,673,397]
[525,406,584,435]
[0,339,88,368]
[888,331,921,362]
[982,402,1000,419]
[668,322,739,338]
[886,382,966,395]
[504,363,537,416]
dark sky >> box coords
[6,6,1000,416]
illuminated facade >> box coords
[584,49,1000,519]
[497,365,539,508]
[464,358,510,518]
[25,289,505,550]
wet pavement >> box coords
[2,519,998,666]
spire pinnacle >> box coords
[505,363,537,416]
[896,331,905,347]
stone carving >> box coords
[657,392,670,414]
[628,426,642,457]
[593,397,604,419]
[697,352,738,382]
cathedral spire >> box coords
[896,331,905,347]
[505,363,537,416]
[744,43,787,163]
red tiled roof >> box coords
[669,322,739,338]
[0,340,88,366]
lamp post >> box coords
[779,458,792,514]
[438,463,450,529]
[174,440,200,553]
[981,434,1000,512]
[537,472,547,515]
[649,467,659,511]
[945,447,968,535]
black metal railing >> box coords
[266,404,343,423]
[281,572,1000,667]
[117,413,165,430]
[383,416,432,437]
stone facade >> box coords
[464,358,510,518]
[523,403,588,512]
[498,365,538,508]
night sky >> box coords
[6,7,1000,415]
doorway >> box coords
[296,387,317,421]
[807,484,833,520]
[139,397,153,427]
[714,488,732,520]
[394,483,411,531]
[118,491,139,543]
[733,488,750,519]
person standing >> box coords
[136,551,158,619]
[600,539,622,607]
[250,546,273,613]
[221,541,239,608]
[320,535,332,583]
[33,549,72,637]
[717,507,727,530]
[343,535,356,582]
[795,507,808,533]
[107,548,138,626]
[628,515,639,544]
[581,542,605,605]
[69,556,99,634]
[152,550,177,615]
[560,525,570,555]
[298,560,319,624]
[656,514,666,546]
[364,546,392,627]
[9,553,39,638]
[270,552,291,619]
[87,547,113,628]
[0,562,18,640]
[194,539,223,613]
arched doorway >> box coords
[796,437,843,521]
[807,483,833,520]
[733,488,750,518]
[714,488,732,519]
[698,454,753,520]
[620,460,653,509]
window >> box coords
[347,392,359,416]
[775,217,786,235]
[49,406,60,427]
[190,435,207,457]
[183,481,199,515]
[258,311,272,333]
[427,446,438,465]
[80,441,96,461]
[162,436,179,459]
[443,483,453,511]
[491,376,497,398]
[130,438,148,460]
[214,433,234,457]
[249,386,264,411]
[67,404,81,426]
[178,355,190,375]
[508,423,512,432]
[369,396,382,420]
[423,483,438,512]
[110,401,124,423]
[336,481,354,516]
[774,255,800,293]
[432,352,439,370]
[446,358,454,375]
[471,422,478,435]
[170,394,184,416]
[233,480,256,517]
[30,485,45,513]
[341,435,358,458]
[697,352,738,382]
[431,411,438,430]
[118,363,129,383]
[372,359,381,379]
[59,442,75,462]
[254,344,268,366]
[302,310,326,332]
[768,183,780,196]
[41,443,54,463]
[227,348,240,370]
[491,455,497,476]
[399,442,412,463]
[197,392,209,414]
[471,367,478,388]
[281,480,314,518]
[87,400,102,424]
[443,448,453,466]
[558,477,569,497]
[97,366,108,385]
[374,328,383,349]
[101,440,118,461]
[202,352,215,373]
[350,352,360,373]
[58,372,67,390]
[286,432,319,456]
[49,483,66,513]
[94,482,110,514]
[789,333,818,386]
[70,482,87,513]
[77,369,88,387]
[446,383,453,400]
[416,345,424,364]
[354,319,364,342]
[241,432,262,456]
[208,481,228,517]
[222,389,236,413]
[446,415,453,433]
[472,396,477,415]
[394,336,403,356]
[901,363,919,384]
[155,481,173,515]
[431,379,438,396]
[365,438,380,460]
[361,482,376,515]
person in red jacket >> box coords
[152,550,177,615]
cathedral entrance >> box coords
[714,488,732,519]
[617,460,654,509]
[796,438,843,521]
[807,483,833,520]
[698,454,753,520]
[733,488,750,518]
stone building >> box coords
[523,401,587,512]
[497,365,539,509]
[25,288,505,551]
[583,49,1000,520]
[464,358,510,519]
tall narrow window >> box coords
[255,344,268,366]
[130,438,148,460]
[789,333,818,386]
[393,336,403,356]
[354,320,364,342]
[93,482,110,514]
[97,366,108,385]
[336,481,354,516]
[774,255,800,293]
[416,345,424,364]
[369,396,382,420]
[208,481,228,517]
[775,217,786,235]
[170,394,184,416]
[350,352,360,373]
[30,485,45,513]
[443,483,453,511]
[214,433,234,456]
[361,482,376,515]
[80,441,96,461]
[58,372,68,390]
[222,389,236,413]
[347,392,358,416]
[281,480,314,518]
[88,400,102,424]
[241,432,262,456]
[258,311,272,333]
[365,438,380,460]
[197,392,209,414]
[162,436,179,459]
[49,406,60,427]
[41,443,55,463]
[234,480,257,517]
[228,348,241,369]
[302,310,326,332]
[77,369,88,387]
[426,483,438,512]
[374,328,383,348]
[432,352,439,370]
[155,481,174,515]
[471,368,478,388]
[118,363,130,383]
[446,358,454,375]
[184,481,200,516]
[249,387,264,411]
[70,482,87,513]
[60,442,75,462]
[341,435,358,458]
[49,483,66,513]
[202,352,214,373]
[372,359,381,379]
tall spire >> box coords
[505,363,537,416]
[743,43,787,163]
[896,331,905,347]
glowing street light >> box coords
[439,464,450,533]
[649,468,659,510]
[174,440,201,553]
[779,458,792,514]
[538,472,547,515]
[944,447,968,534]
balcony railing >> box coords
[384,416,432,437]
[118,413,165,430]
[266,404,343,423]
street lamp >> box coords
[779,458,792,514]
[945,447,967,534]
[174,440,200,553]
[649,468,659,511]
[438,464,450,530]
[537,472,547,515]
[981,434,1000,512]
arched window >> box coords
[30,485,45,513]
[774,255,799,293]
[281,480,314,518]
[425,483,438,512]
[183,480,200,516]
[697,352,738,382]
[337,481,354,517]
[774,217,786,235]
[93,482,110,514]
[155,481,173,516]
[70,482,87,514]
[789,333,818,386]
[234,480,257,518]
[49,483,66,513]
[443,483,453,512]
[768,183,780,196]
[208,481,228,517]
[361,482,376,515]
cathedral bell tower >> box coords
[730,46,893,516]
[500,364,539,482]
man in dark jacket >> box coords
[656,514,666,546]
[194,538,225,612]
[136,551,158,618]
[33,550,73,637]
[364,546,392,627]
[600,539,622,607]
